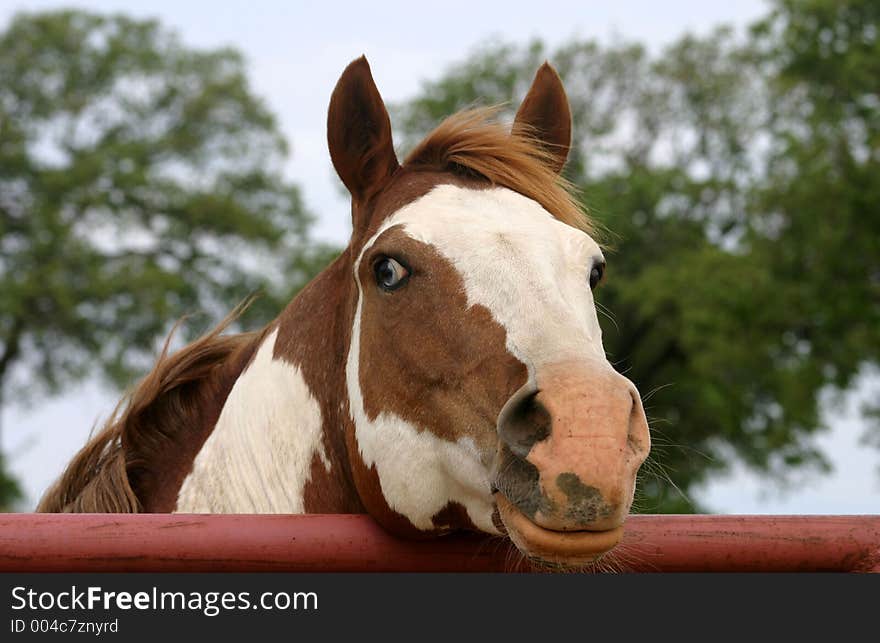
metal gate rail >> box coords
[1,514,877,572]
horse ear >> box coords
[513,62,572,174]
[327,56,399,214]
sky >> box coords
[1,0,878,514]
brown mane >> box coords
[37,305,265,513]
[403,106,595,236]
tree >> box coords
[749,0,880,438]
[0,10,336,508]
[394,0,880,512]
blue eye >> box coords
[374,257,410,291]
[589,262,605,290]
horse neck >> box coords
[174,253,363,514]
[129,329,263,513]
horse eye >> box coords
[374,257,409,291]
[589,262,605,290]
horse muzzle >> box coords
[492,360,650,567]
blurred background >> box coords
[0,0,877,514]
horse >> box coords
[37,56,651,569]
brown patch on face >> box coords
[357,229,527,453]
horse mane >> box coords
[403,106,596,236]
[36,303,263,513]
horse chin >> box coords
[494,493,624,569]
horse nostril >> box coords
[497,387,551,459]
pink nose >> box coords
[495,361,650,531]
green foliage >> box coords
[749,0,880,470]
[0,10,337,507]
[0,9,335,392]
[394,0,880,512]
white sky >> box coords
[1,0,878,514]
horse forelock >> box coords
[401,106,595,237]
[350,107,595,249]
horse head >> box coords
[329,57,651,566]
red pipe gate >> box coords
[1,514,878,572]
